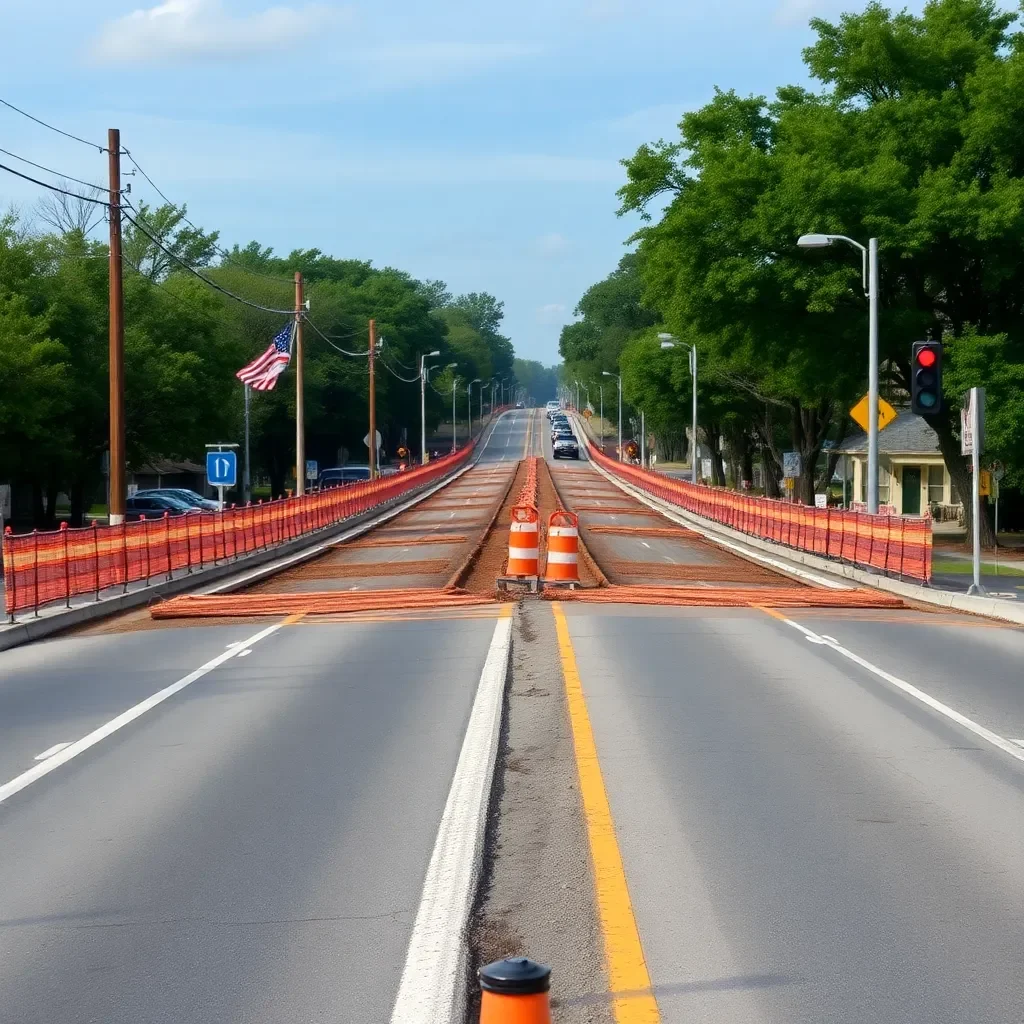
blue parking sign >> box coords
[206,451,237,487]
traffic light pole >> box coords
[867,237,880,514]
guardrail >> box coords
[581,428,932,583]
[3,441,482,619]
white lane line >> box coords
[0,621,286,806]
[777,616,1024,766]
[237,649,253,658]
[390,614,512,1024]
[1011,739,1024,750]
[34,743,71,761]
[642,541,651,549]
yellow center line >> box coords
[551,602,660,1024]
[282,611,307,625]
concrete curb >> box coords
[574,417,1024,628]
[0,414,509,652]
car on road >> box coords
[545,401,560,419]
[134,488,220,511]
[318,466,372,490]
[515,401,525,409]
[125,494,199,520]
[551,421,570,441]
[553,434,579,459]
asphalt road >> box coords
[0,411,530,1024]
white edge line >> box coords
[34,742,71,761]
[389,614,513,1024]
[777,615,1024,765]
[0,621,285,806]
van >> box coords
[318,466,371,489]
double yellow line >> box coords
[551,603,661,1023]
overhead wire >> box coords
[120,147,296,286]
[378,356,421,383]
[0,161,110,203]
[0,146,106,193]
[301,314,369,357]
[0,96,106,151]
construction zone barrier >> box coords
[545,510,579,584]
[479,958,552,1024]
[579,428,932,584]
[507,505,540,577]
[2,443,479,618]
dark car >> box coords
[125,494,197,521]
[318,466,372,490]
[135,487,220,511]
[553,435,579,459]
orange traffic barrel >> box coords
[508,505,539,576]
[479,958,551,1024]
[545,509,579,582]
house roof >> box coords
[836,410,942,455]
[131,459,205,475]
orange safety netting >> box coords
[2,443,478,616]
[543,585,904,609]
[582,437,932,583]
[150,588,494,618]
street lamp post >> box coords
[599,384,604,449]
[658,335,698,484]
[602,371,622,461]
[468,378,482,435]
[420,350,442,465]
[798,232,879,514]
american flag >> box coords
[236,323,294,391]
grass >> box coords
[931,559,1024,576]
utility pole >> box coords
[451,378,457,452]
[294,272,305,496]
[243,384,251,503]
[107,128,125,525]
[368,318,377,478]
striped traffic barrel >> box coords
[507,505,539,576]
[545,510,579,582]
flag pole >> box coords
[368,319,377,479]
[243,383,251,504]
[294,272,305,497]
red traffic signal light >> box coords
[911,341,943,415]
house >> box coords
[835,411,961,517]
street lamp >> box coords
[445,363,459,452]
[420,350,442,466]
[798,232,880,513]
[598,383,605,449]
[602,371,622,462]
[468,378,482,434]
[658,334,698,485]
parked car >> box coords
[125,494,198,521]
[553,435,580,459]
[318,466,372,490]
[135,488,220,511]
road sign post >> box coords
[205,444,239,512]
[962,388,986,595]
[305,460,318,484]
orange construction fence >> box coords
[583,436,932,583]
[2,443,478,618]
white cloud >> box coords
[537,232,569,255]
[91,0,345,64]
[537,302,567,325]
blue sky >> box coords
[1,0,918,363]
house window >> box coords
[878,465,890,505]
[928,465,945,504]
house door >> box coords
[902,466,921,515]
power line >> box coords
[0,161,110,204]
[378,356,420,383]
[121,207,296,315]
[0,97,107,151]
[120,147,296,286]
[0,146,106,193]
[302,314,369,357]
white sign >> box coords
[961,387,985,455]
[783,451,802,479]
[127,484,139,498]
[305,459,318,481]
[701,458,713,480]
[814,493,828,508]
[363,430,383,450]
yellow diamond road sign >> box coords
[849,395,897,433]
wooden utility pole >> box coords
[294,271,305,496]
[368,319,377,479]
[107,128,126,525]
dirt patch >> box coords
[466,603,611,1024]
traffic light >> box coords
[911,341,943,415]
